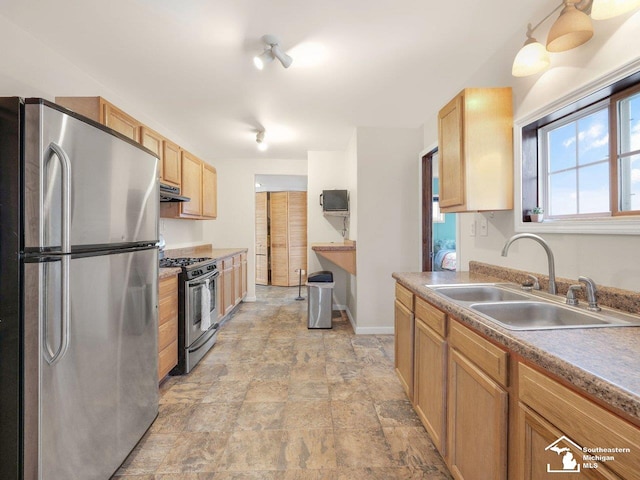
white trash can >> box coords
[306,271,334,329]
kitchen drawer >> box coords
[519,363,640,479]
[395,283,414,312]
[449,320,508,387]
[158,340,178,381]
[415,296,446,337]
[158,316,177,351]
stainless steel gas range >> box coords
[160,257,219,374]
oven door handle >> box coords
[188,270,219,288]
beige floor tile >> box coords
[149,403,196,434]
[288,380,330,401]
[246,379,290,402]
[112,286,452,480]
[280,429,337,470]
[220,430,285,471]
[253,362,291,381]
[201,378,250,403]
[328,378,372,402]
[283,401,333,429]
[156,432,230,473]
[333,428,396,468]
[331,399,381,429]
[383,427,450,473]
[184,402,242,432]
[235,402,286,430]
[375,400,423,427]
[160,383,212,404]
[115,433,178,475]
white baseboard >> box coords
[332,305,393,335]
[354,326,394,335]
[243,296,257,302]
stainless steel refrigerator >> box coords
[0,97,160,479]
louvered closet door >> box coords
[287,192,307,285]
[269,192,289,286]
[255,192,269,285]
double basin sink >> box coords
[426,283,640,331]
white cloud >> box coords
[631,168,640,183]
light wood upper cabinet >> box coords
[56,96,141,142]
[180,150,203,217]
[202,163,217,219]
[103,102,140,142]
[140,126,163,179]
[162,140,181,188]
[437,87,513,213]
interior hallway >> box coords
[113,286,451,479]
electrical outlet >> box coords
[479,216,488,237]
[470,220,476,237]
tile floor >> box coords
[112,286,452,479]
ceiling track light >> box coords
[512,0,640,77]
[253,34,293,70]
[256,131,268,151]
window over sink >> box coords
[515,59,640,234]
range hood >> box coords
[160,183,190,202]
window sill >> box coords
[515,217,640,235]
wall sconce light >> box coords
[256,131,268,151]
[512,0,640,77]
[254,35,293,70]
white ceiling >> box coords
[0,0,553,160]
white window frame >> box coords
[514,57,640,235]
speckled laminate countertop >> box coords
[159,246,248,279]
[311,241,356,251]
[393,270,640,425]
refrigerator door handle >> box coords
[46,142,72,253]
[43,142,72,365]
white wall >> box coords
[307,150,352,307]
[200,158,307,301]
[423,11,640,292]
[356,127,423,332]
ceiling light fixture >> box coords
[256,131,268,151]
[512,0,640,77]
[546,1,593,52]
[253,34,293,70]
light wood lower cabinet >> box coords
[158,275,178,381]
[518,363,639,480]
[241,253,247,298]
[518,404,618,480]
[414,316,447,455]
[394,283,414,401]
[223,257,234,316]
[233,254,242,305]
[448,348,508,480]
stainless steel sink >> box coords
[428,284,531,303]
[471,301,640,330]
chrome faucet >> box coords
[501,233,557,295]
[578,276,601,312]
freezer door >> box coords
[24,102,159,251]
[23,248,159,480]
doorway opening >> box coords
[422,150,457,272]
[255,175,308,286]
